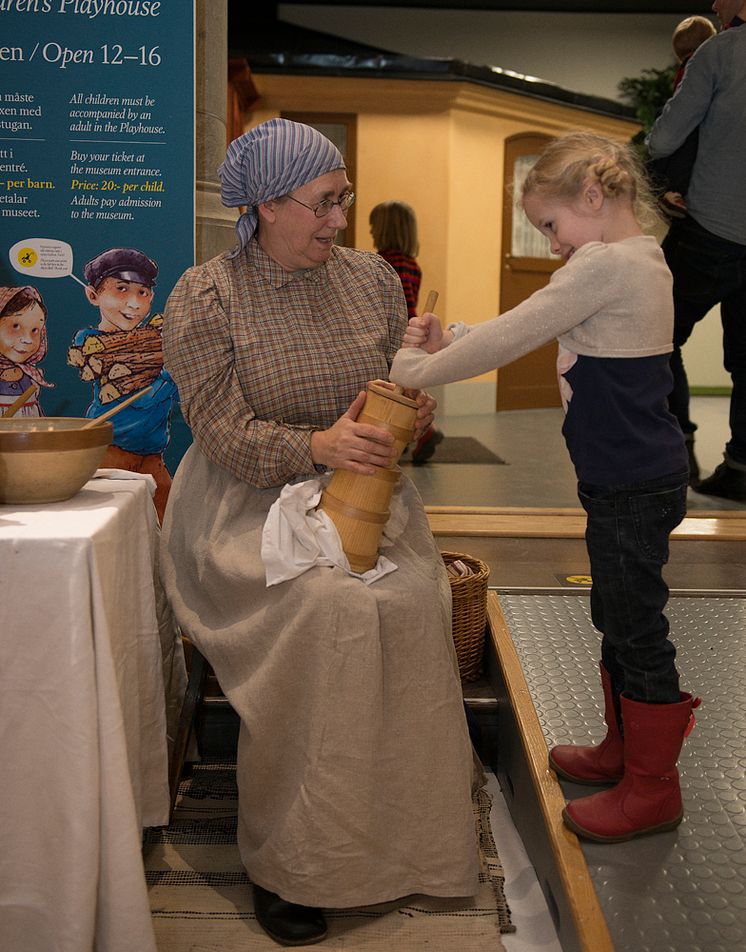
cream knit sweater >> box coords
[389,236,673,390]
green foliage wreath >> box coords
[617,65,677,156]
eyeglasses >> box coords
[285,191,356,218]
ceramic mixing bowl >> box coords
[0,417,113,504]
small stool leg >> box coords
[168,643,208,820]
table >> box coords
[0,474,186,952]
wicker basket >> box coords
[441,550,490,682]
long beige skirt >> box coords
[160,445,480,908]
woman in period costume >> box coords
[160,118,479,947]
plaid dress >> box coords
[160,241,479,908]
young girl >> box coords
[390,132,699,844]
[370,200,443,464]
[0,285,53,417]
[369,200,422,318]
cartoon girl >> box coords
[0,285,54,417]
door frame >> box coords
[497,132,563,411]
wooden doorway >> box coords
[281,111,357,247]
[496,133,563,411]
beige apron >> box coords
[160,444,480,908]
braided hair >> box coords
[521,131,660,229]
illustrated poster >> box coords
[1,0,195,474]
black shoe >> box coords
[411,427,443,465]
[695,461,746,503]
[253,883,327,946]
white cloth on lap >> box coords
[261,476,401,586]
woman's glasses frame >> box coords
[285,191,356,218]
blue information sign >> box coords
[1,0,195,472]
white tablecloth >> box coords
[0,474,185,952]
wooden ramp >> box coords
[427,505,746,542]
[485,593,613,952]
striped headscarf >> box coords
[218,118,346,253]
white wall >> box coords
[278,3,729,391]
[279,5,699,102]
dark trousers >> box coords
[662,215,746,464]
[578,471,688,705]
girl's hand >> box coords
[310,390,396,474]
[403,313,445,353]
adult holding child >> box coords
[647,0,746,499]
[391,132,699,844]
[646,14,716,221]
[160,119,480,947]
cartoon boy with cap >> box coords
[68,246,179,522]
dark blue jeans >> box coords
[578,470,688,705]
[662,215,746,464]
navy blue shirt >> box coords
[562,354,688,485]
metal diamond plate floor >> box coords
[498,592,746,952]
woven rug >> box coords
[144,762,514,951]
[403,436,506,465]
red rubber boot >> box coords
[562,692,700,843]
[549,663,624,785]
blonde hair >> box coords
[672,15,716,62]
[521,131,660,230]
[369,201,419,257]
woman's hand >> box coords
[374,379,436,443]
[310,390,396,474]
[403,313,444,353]
[404,387,436,441]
